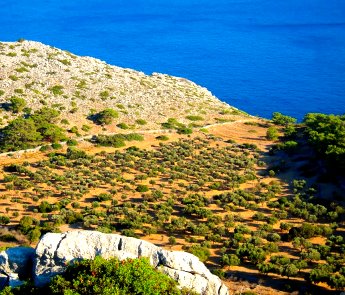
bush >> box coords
[38,201,54,213]
[156,135,169,141]
[117,122,129,129]
[48,85,64,96]
[277,141,298,153]
[66,139,78,146]
[95,109,119,125]
[266,126,279,140]
[51,143,62,150]
[1,257,196,295]
[66,147,87,159]
[97,193,112,202]
[81,124,91,132]
[272,112,297,126]
[177,127,193,135]
[303,113,345,171]
[135,119,147,125]
[186,245,210,262]
[221,254,240,266]
[0,215,10,225]
[94,135,126,148]
[9,97,26,113]
[136,185,149,193]
[93,133,144,148]
[186,115,204,121]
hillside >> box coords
[0,40,344,295]
[0,40,243,132]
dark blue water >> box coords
[1,0,345,120]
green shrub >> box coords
[99,90,110,100]
[97,193,112,202]
[38,201,54,213]
[266,126,279,140]
[186,245,210,262]
[1,257,196,295]
[58,59,71,66]
[117,122,129,129]
[136,184,149,192]
[60,119,69,125]
[177,127,193,135]
[186,115,204,121]
[93,133,143,148]
[9,75,19,81]
[221,254,240,266]
[94,135,126,148]
[81,124,91,132]
[272,112,297,126]
[156,135,169,141]
[0,215,10,225]
[135,119,147,125]
[303,113,345,171]
[66,147,87,159]
[48,85,64,96]
[9,97,26,113]
[96,109,119,125]
[51,143,62,150]
[66,139,78,146]
[39,145,52,152]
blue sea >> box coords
[1,0,345,120]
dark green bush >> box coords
[117,122,129,129]
[95,109,119,125]
[93,133,144,148]
[272,112,297,126]
[186,115,204,121]
[0,257,197,295]
[156,135,169,141]
[136,184,149,193]
[66,139,78,146]
[135,119,147,125]
[9,96,26,113]
[185,245,210,262]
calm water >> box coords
[1,0,345,120]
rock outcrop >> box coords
[0,40,236,129]
[0,231,228,295]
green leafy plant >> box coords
[1,257,198,295]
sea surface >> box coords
[1,0,345,120]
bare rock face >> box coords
[0,247,35,287]
[34,231,229,295]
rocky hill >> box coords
[0,40,242,131]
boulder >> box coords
[34,231,229,295]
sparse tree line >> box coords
[0,112,344,292]
[1,135,344,291]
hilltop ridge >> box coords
[0,40,244,131]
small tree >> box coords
[221,254,241,267]
[272,112,297,126]
[9,97,26,113]
[266,126,279,140]
[1,118,42,151]
[96,109,119,125]
[168,236,177,247]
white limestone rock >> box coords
[33,231,229,295]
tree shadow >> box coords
[0,102,11,111]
